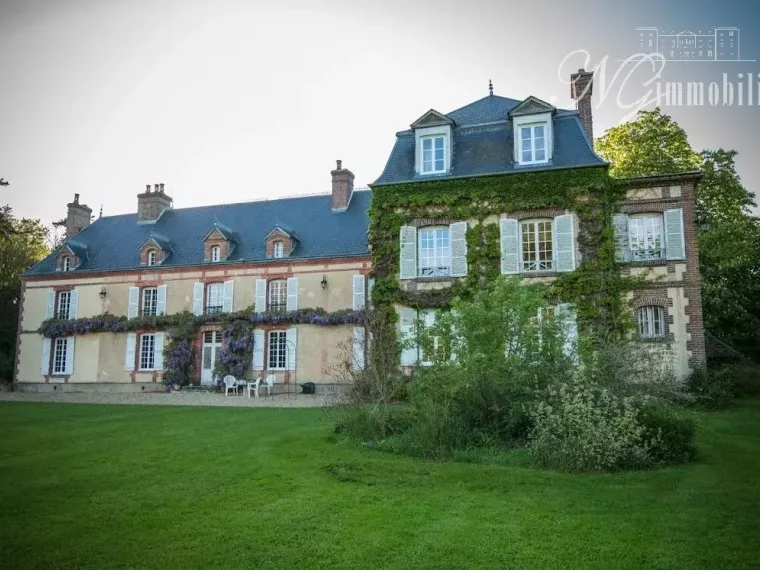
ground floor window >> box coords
[140,333,156,370]
[52,338,68,374]
[268,331,287,369]
[638,306,666,339]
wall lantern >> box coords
[320,275,328,289]
[99,286,107,301]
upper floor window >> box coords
[629,214,663,260]
[268,330,287,369]
[638,305,665,339]
[269,280,287,312]
[521,219,553,271]
[142,287,158,317]
[273,241,284,259]
[421,136,446,174]
[147,250,157,266]
[418,227,450,277]
[211,246,221,263]
[519,124,547,164]
[206,283,224,314]
[57,291,72,320]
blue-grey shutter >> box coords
[286,277,298,311]
[41,338,51,375]
[558,303,578,361]
[449,221,468,277]
[554,214,576,272]
[664,208,686,260]
[254,279,267,313]
[156,285,167,315]
[128,287,139,318]
[399,308,417,366]
[68,289,78,319]
[222,280,234,313]
[352,275,366,310]
[46,291,55,320]
[64,337,74,375]
[192,283,204,316]
[399,226,417,280]
[154,332,164,370]
[125,333,136,371]
[613,214,630,262]
[352,327,365,370]
[252,329,265,370]
[286,327,297,370]
[499,218,520,274]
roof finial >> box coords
[99,204,103,218]
[489,79,493,96]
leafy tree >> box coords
[0,208,49,381]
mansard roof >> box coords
[25,191,371,276]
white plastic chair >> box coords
[261,374,276,397]
[223,375,239,396]
[247,378,261,399]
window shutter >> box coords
[67,289,78,319]
[41,338,51,375]
[252,329,265,370]
[399,225,417,280]
[125,332,136,371]
[46,291,55,320]
[613,214,630,262]
[352,275,366,310]
[368,278,375,308]
[64,337,74,375]
[254,279,267,313]
[664,208,686,260]
[499,218,520,274]
[192,282,204,316]
[154,332,164,370]
[286,327,297,370]
[222,280,234,313]
[156,285,167,315]
[128,287,140,318]
[286,277,299,311]
[449,221,468,277]
[554,214,576,272]
[559,304,578,361]
[352,327,365,370]
[399,308,417,366]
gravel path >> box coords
[0,391,333,408]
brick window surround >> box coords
[203,230,232,262]
[265,228,294,258]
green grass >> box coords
[1,402,759,569]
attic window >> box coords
[62,256,72,272]
[519,124,548,164]
[211,246,221,263]
[421,136,446,174]
[147,250,157,266]
[273,241,284,259]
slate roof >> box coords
[25,191,371,276]
[373,94,606,186]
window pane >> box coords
[418,227,451,277]
[535,148,546,161]
[521,127,532,141]
[423,138,432,150]
[534,125,545,138]
[434,137,444,150]
[629,215,663,260]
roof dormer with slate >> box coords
[56,240,88,272]
[203,222,237,263]
[372,74,605,186]
[139,232,173,267]
[265,226,297,259]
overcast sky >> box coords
[2,0,759,224]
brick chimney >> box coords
[570,68,594,143]
[137,183,173,223]
[331,160,354,211]
[65,193,92,239]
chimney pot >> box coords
[336,159,342,170]
[138,183,173,223]
[145,184,151,194]
[160,183,165,193]
[74,193,80,204]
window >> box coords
[629,214,663,260]
[61,256,71,272]
[147,250,157,266]
[142,287,158,317]
[268,280,287,312]
[418,227,450,277]
[421,135,445,174]
[268,330,287,369]
[211,246,221,262]
[56,291,71,320]
[638,306,666,339]
[521,220,554,271]
[273,240,284,259]
[206,283,224,314]
[52,338,68,375]
[139,333,156,370]
[519,124,547,164]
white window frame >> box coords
[420,135,446,174]
[629,214,664,261]
[415,125,451,176]
[520,219,554,272]
[518,123,548,165]
[417,226,451,277]
[268,279,287,312]
[638,306,666,339]
[273,241,284,259]
[267,330,287,370]
[211,246,221,263]
[56,290,71,320]
[206,283,224,314]
[139,333,156,370]
[61,256,71,272]
[147,250,157,266]
[142,287,158,317]
[52,338,68,375]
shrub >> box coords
[639,406,696,465]
[686,367,734,410]
[333,404,415,441]
[730,362,760,398]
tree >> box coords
[596,109,760,361]
[0,209,49,381]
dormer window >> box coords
[273,240,284,259]
[147,250,157,266]
[62,256,71,272]
[421,136,446,174]
[509,96,556,167]
[211,246,221,262]
[519,124,547,164]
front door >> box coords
[201,331,222,385]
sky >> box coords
[2,0,760,225]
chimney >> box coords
[65,193,92,239]
[138,182,173,223]
[331,160,354,211]
[570,68,594,143]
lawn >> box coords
[1,402,759,569]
